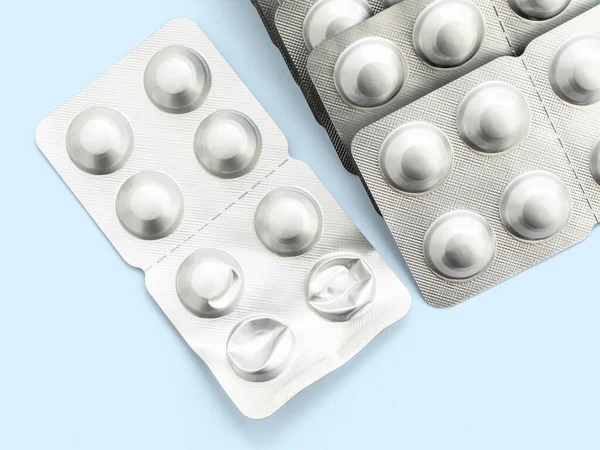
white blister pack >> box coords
[306,0,512,147]
[493,0,600,54]
[519,6,600,221]
[351,12,600,306]
[35,18,411,418]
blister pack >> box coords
[351,6,600,307]
[35,18,411,418]
[519,6,600,221]
[250,0,282,46]
[493,0,600,54]
[306,0,512,147]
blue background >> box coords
[1,0,599,448]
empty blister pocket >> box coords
[36,17,411,418]
[274,0,397,175]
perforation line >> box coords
[144,158,290,272]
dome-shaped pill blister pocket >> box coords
[457,81,531,154]
[412,0,486,69]
[379,122,453,194]
[36,18,411,419]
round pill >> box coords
[194,110,262,179]
[227,316,296,382]
[66,107,133,175]
[457,81,530,154]
[549,34,600,106]
[334,37,406,108]
[254,187,323,257]
[424,210,495,280]
[176,249,244,318]
[379,122,452,194]
[144,46,211,114]
[591,140,600,185]
[303,0,372,51]
[500,171,571,241]
[116,171,184,240]
[383,0,403,5]
[412,0,485,68]
[306,255,375,322]
[507,0,571,20]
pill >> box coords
[334,37,406,108]
[549,34,600,106]
[379,122,452,193]
[507,0,571,21]
[66,107,133,175]
[176,249,244,318]
[116,171,184,240]
[306,255,375,321]
[412,0,485,68]
[144,46,212,114]
[254,187,323,257]
[303,0,372,51]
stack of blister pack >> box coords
[251,0,600,306]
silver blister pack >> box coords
[519,6,600,221]
[250,0,282,45]
[35,18,411,418]
[306,0,511,147]
[351,49,596,307]
[250,0,305,86]
[273,0,390,174]
[492,0,600,54]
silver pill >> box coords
[116,171,184,240]
[66,107,133,175]
[194,110,262,179]
[227,316,296,382]
[424,210,496,280]
[549,34,600,107]
[379,122,452,194]
[144,46,212,114]
[500,171,571,241]
[508,0,571,21]
[176,249,244,318]
[457,81,530,154]
[334,37,406,108]
[413,0,485,69]
[306,255,375,322]
[303,0,373,51]
[254,187,324,257]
